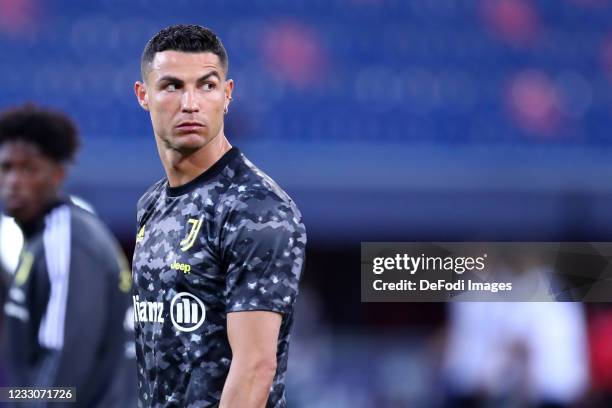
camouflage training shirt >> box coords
[132,147,306,407]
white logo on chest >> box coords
[133,292,206,332]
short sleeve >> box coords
[223,195,306,315]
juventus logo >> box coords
[180,218,203,251]
[136,226,145,243]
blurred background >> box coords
[2,0,612,406]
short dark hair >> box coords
[0,104,79,164]
[141,24,228,79]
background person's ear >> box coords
[51,165,66,189]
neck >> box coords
[157,133,232,188]
[17,196,62,239]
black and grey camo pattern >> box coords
[132,149,306,408]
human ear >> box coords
[224,79,234,113]
[134,81,149,111]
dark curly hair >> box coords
[0,104,79,164]
[141,24,228,79]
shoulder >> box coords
[221,153,306,246]
[229,153,303,225]
[137,179,165,213]
[68,204,120,253]
[136,179,166,226]
[32,203,121,275]
[69,204,114,241]
[67,204,129,288]
[59,204,124,279]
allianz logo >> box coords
[133,292,206,332]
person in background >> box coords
[0,104,136,407]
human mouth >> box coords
[176,121,204,131]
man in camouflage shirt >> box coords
[132,25,306,407]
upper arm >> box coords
[223,194,306,315]
[226,311,282,363]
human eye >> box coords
[201,82,216,91]
[159,81,181,92]
[164,83,178,92]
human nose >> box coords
[181,88,199,113]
